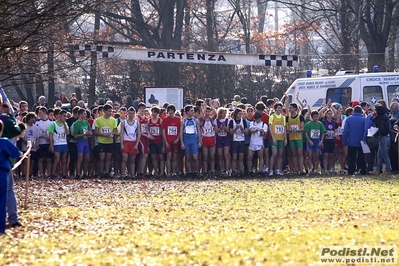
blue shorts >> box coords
[77,140,90,154]
[184,136,198,155]
[54,144,68,154]
[307,139,321,152]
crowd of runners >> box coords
[1,91,398,234]
[4,92,398,180]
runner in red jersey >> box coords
[161,104,181,176]
[137,102,151,176]
[148,106,164,176]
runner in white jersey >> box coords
[113,107,126,177]
[49,109,69,178]
[229,108,248,175]
[247,111,268,175]
[21,112,40,178]
[120,107,141,178]
[198,106,216,177]
[35,106,53,177]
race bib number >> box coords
[275,125,285,134]
[310,129,320,139]
[141,124,148,133]
[204,127,213,134]
[168,126,178,136]
[326,130,335,139]
[290,125,299,132]
[150,127,160,136]
[57,133,66,140]
[234,130,244,138]
[218,129,227,137]
[101,127,111,134]
[185,125,195,134]
[337,127,344,135]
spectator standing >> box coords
[0,101,22,228]
[342,106,366,175]
[32,96,49,111]
[369,104,392,175]
[0,120,21,234]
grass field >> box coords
[1,176,399,265]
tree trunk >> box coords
[257,0,267,33]
[359,0,396,72]
[340,0,356,70]
[47,44,55,106]
[88,10,100,106]
[387,6,399,71]
[153,62,180,85]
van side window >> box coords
[387,85,399,103]
[326,88,351,106]
[363,86,382,103]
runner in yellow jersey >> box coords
[286,103,305,175]
[268,102,287,176]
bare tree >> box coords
[359,0,398,71]
[0,0,94,106]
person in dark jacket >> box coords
[342,105,366,175]
[363,111,378,172]
[32,95,49,111]
[0,120,22,234]
[369,104,392,175]
[0,101,23,228]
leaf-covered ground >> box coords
[1,176,399,265]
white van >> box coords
[284,71,399,108]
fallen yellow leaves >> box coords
[0,176,398,265]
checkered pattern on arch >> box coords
[70,44,115,58]
[259,55,298,67]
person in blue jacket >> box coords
[343,105,366,175]
[0,120,22,234]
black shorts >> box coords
[231,141,245,154]
[149,144,163,155]
[322,141,335,153]
[114,143,121,153]
[98,143,114,154]
[93,145,100,160]
[38,144,53,159]
[30,151,38,161]
[263,139,270,149]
